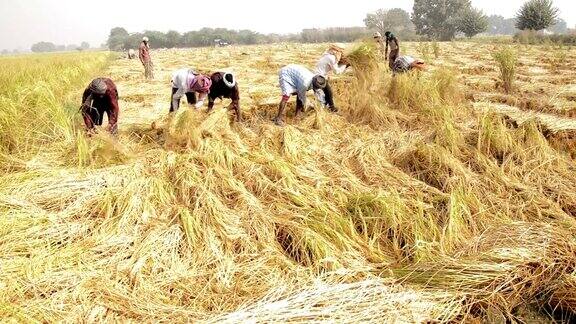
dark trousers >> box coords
[389,49,399,70]
[323,84,335,108]
[170,88,197,112]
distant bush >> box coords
[514,30,576,45]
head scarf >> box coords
[311,75,327,89]
[189,74,212,93]
[89,78,108,95]
[222,72,236,88]
[373,31,382,38]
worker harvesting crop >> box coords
[314,43,350,112]
[392,56,426,74]
[80,78,119,135]
[273,64,329,126]
[207,72,241,122]
[169,68,212,112]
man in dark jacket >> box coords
[207,72,241,122]
[81,78,119,135]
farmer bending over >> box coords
[170,68,212,112]
[81,78,119,135]
[392,56,426,74]
[273,64,328,126]
[208,72,241,122]
[314,43,350,112]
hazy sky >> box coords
[1,0,574,51]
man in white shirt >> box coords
[314,43,349,112]
[170,68,212,112]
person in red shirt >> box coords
[80,78,119,135]
[139,36,154,79]
[207,72,241,122]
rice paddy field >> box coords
[1,41,575,322]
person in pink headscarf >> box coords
[169,68,212,112]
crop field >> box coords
[1,42,575,322]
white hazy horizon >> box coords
[1,0,574,51]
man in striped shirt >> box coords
[273,64,328,126]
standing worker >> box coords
[169,68,212,112]
[80,78,119,135]
[207,72,241,122]
[139,36,154,79]
[384,32,400,70]
[373,31,400,70]
[314,43,350,112]
[273,64,328,126]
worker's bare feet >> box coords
[272,117,285,127]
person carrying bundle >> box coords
[80,78,119,135]
[314,43,350,112]
[273,64,328,126]
[139,36,154,79]
[207,72,241,122]
[392,56,426,74]
[169,68,212,112]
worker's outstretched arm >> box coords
[108,89,120,134]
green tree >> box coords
[81,42,90,50]
[31,42,57,53]
[107,27,129,51]
[515,0,559,31]
[142,30,169,48]
[165,30,182,48]
[412,0,472,40]
[456,7,489,38]
[364,8,415,39]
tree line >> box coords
[407,0,566,40]
[30,41,90,53]
[106,27,370,51]
[106,0,569,51]
[16,0,570,54]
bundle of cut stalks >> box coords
[208,277,463,323]
[345,42,380,88]
[392,223,576,320]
